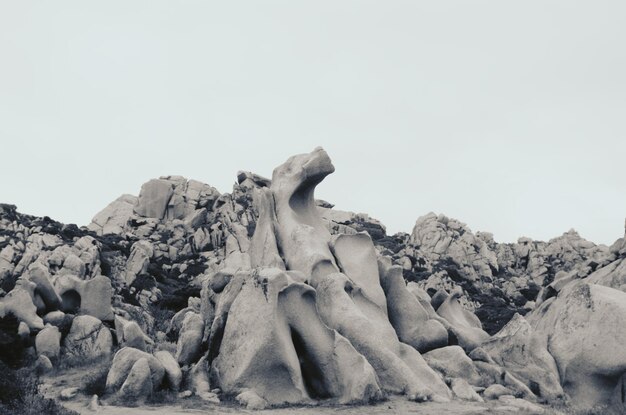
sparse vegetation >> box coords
[56,353,113,372]
[0,362,77,415]
[81,364,110,397]
[544,401,623,415]
[147,389,178,405]
[149,303,176,335]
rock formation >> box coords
[529,282,626,409]
[0,149,624,413]
[212,268,381,406]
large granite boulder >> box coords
[133,176,219,222]
[175,311,203,366]
[25,264,62,310]
[212,268,381,406]
[528,282,626,409]
[0,285,44,330]
[105,347,165,393]
[124,240,153,285]
[63,315,113,359]
[115,317,152,351]
[134,179,174,220]
[586,257,626,292]
[154,350,182,391]
[119,357,153,402]
[436,288,489,352]
[481,313,563,401]
[35,325,61,359]
[54,274,114,321]
[88,194,137,235]
[379,260,448,353]
[246,148,452,402]
[423,346,483,386]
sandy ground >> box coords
[59,397,547,415]
[42,369,560,415]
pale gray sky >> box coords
[1,1,624,245]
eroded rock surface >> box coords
[529,282,626,410]
[213,268,381,405]
[0,150,624,413]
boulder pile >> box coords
[0,148,624,413]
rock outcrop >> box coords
[379,260,448,353]
[1,150,624,413]
[409,213,499,283]
[212,268,381,406]
[480,314,563,401]
[238,148,451,402]
[529,282,626,410]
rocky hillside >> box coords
[3,176,611,339]
[1,148,625,413]
[389,213,613,334]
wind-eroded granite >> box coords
[0,148,625,412]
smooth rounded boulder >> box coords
[63,315,112,360]
[379,260,448,353]
[481,313,563,401]
[119,320,151,351]
[35,325,61,359]
[213,268,382,406]
[119,357,153,402]
[528,282,626,409]
[423,346,483,386]
[175,311,203,366]
[0,287,44,330]
[106,347,165,393]
[436,289,489,352]
[154,350,182,391]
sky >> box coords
[0,1,624,245]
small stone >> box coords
[498,395,545,413]
[155,331,167,343]
[494,406,520,412]
[236,390,267,410]
[88,394,99,411]
[43,310,66,326]
[484,384,513,400]
[178,390,192,399]
[198,391,220,404]
[450,378,484,402]
[60,387,80,400]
